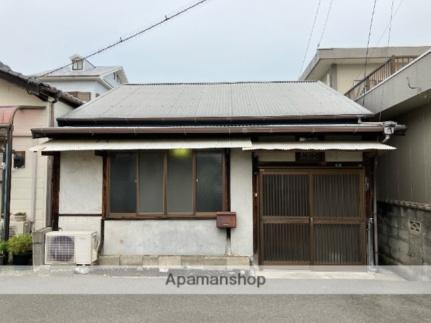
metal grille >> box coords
[260,169,366,265]
[314,224,362,264]
[263,223,310,262]
[262,174,308,217]
[46,235,75,263]
[313,174,359,217]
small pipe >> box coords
[30,151,38,227]
[45,98,58,228]
[2,127,13,243]
[373,157,379,266]
[98,218,104,255]
[382,134,391,143]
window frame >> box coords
[72,59,83,70]
[106,149,229,220]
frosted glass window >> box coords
[110,153,136,213]
[196,152,223,212]
[167,152,193,213]
[139,151,164,213]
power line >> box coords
[361,0,378,104]
[300,0,323,74]
[387,0,395,47]
[39,0,211,78]
[375,0,405,46]
[317,0,335,48]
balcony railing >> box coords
[345,56,417,100]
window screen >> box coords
[196,152,223,212]
[109,153,136,213]
[167,151,193,213]
[139,151,164,213]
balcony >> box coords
[345,56,417,100]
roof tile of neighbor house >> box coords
[59,81,372,123]
[0,61,83,107]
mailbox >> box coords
[216,212,236,229]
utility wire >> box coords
[375,0,405,46]
[300,0,323,74]
[387,0,395,47]
[39,0,211,78]
[361,0,378,104]
[379,0,395,121]
[317,0,335,48]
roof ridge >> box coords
[125,80,318,86]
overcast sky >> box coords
[1,0,430,82]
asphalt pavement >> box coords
[0,295,430,323]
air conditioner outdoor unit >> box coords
[45,231,99,265]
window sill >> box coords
[107,213,218,220]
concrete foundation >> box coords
[98,255,251,267]
[103,220,227,256]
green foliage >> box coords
[7,234,32,255]
[0,241,7,255]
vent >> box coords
[45,231,98,265]
[409,220,421,234]
[46,235,75,263]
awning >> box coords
[30,138,252,152]
[242,141,396,151]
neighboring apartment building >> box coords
[36,55,128,102]
[302,46,431,265]
[300,46,430,94]
[0,62,82,235]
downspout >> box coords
[2,126,13,243]
[372,122,395,265]
[373,157,379,266]
[1,107,20,244]
[45,95,59,227]
[30,145,38,227]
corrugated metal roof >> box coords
[30,138,252,152]
[243,141,395,151]
[60,81,372,122]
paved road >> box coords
[0,295,430,323]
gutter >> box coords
[31,123,406,139]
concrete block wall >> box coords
[378,202,431,265]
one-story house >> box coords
[31,81,403,265]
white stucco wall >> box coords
[104,220,227,256]
[45,80,109,99]
[229,149,254,257]
[103,73,122,88]
[59,151,103,214]
[57,149,254,257]
[1,79,46,229]
[335,63,380,94]
[59,216,102,237]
